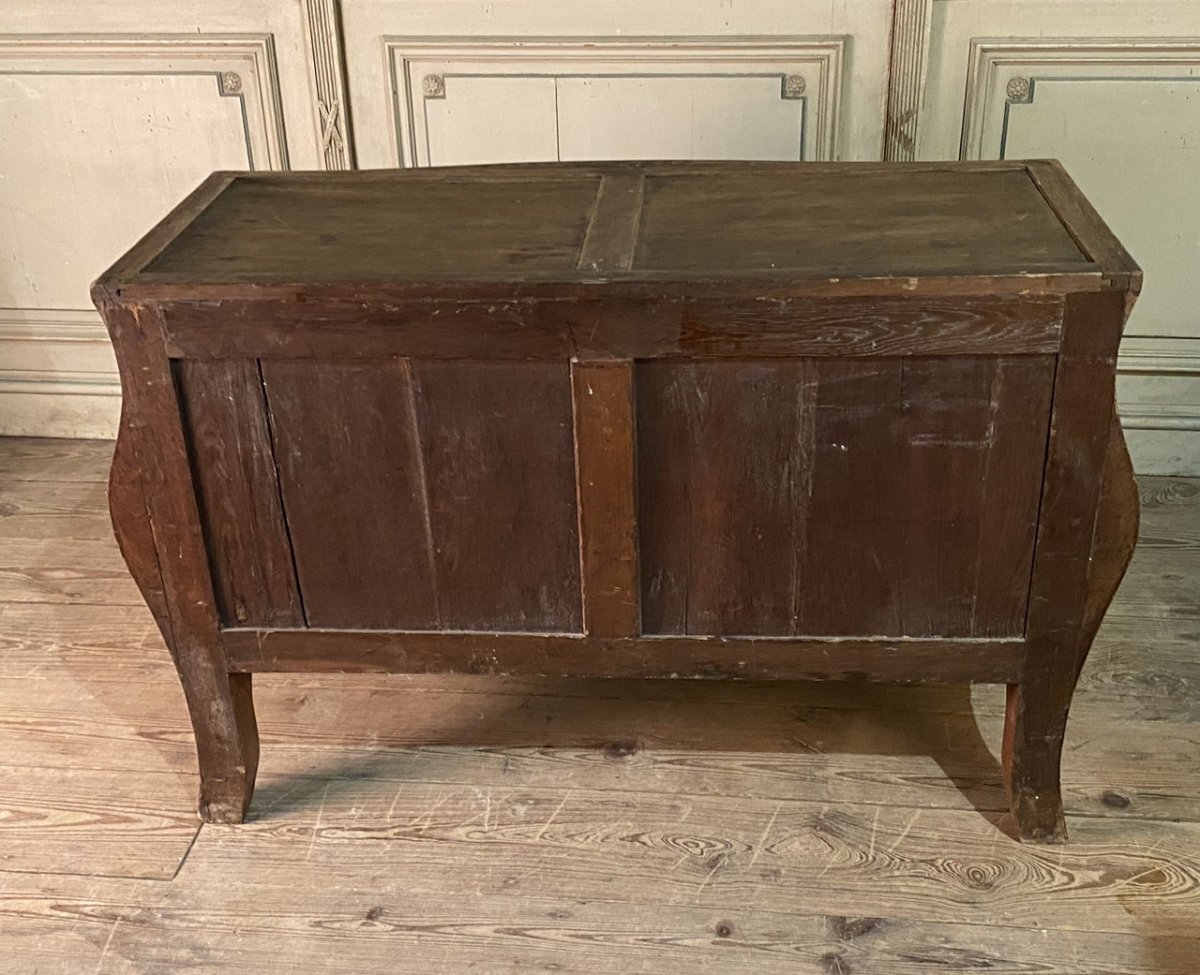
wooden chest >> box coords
[94,160,1140,842]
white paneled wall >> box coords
[342,0,893,168]
[1,0,1197,473]
[386,40,844,167]
[0,1,347,438]
[900,0,1200,474]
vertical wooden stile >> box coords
[572,360,640,637]
[96,297,259,824]
[1003,289,1127,841]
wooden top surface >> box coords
[99,161,1140,301]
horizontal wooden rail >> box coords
[222,628,1024,683]
[160,294,1066,360]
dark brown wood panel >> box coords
[175,359,303,627]
[97,296,258,824]
[161,294,1066,361]
[637,357,1054,638]
[798,360,908,635]
[1025,160,1142,292]
[897,357,1055,637]
[409,360,581,632]
[261,359,581,632]
[632,168,1088,276]
[965,357,1059,636]
[637,360,819,636]
[140,175,601,283]
[222,627,1025,683]
[261,359,436,629]
[114,164,1096,291]
[93,162,1141,835]
[96,170,236,289]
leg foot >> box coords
[193,673,259,824]
[1003,684,1068,843]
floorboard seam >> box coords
[168,823,204,881]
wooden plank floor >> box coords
[1,435,1198,973]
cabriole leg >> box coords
[102,294,261,824]
[1004,411,1138,842]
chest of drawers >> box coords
[94,160,1140,842]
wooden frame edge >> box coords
[222,628,1025,683]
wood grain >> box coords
[899,357,1054,637]
[97,298,258,824]
[262,358,437,629]
[801,360,908,635]
[223,628,1025,683]
[0,602,167,678]
[637,358,823,635]
[140,270,1102,304]
[412,360,581,633]
[110,163,1098,292]
[1025,160,1143,291]
[636,358,1052,638]
[0,536,144,606]
[0,436,112,482]
[161,294,1066,360]
[636,166,1087,276]
[0,479,110,539]
[1082,414,1141,651]
[262,359,581,632]
[1005,290,1128,842]
[176,359,303,627]
[180,783,1200,936]
[0,765,198,880]
[138,173,601,283]
[571,361,639,637]
[6,661,1200,821]
[576,171,645,272]
[3,870,1197,975]
[93,170,236,290]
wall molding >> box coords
[302,0,354,169]
[884,0,933,161]
[385,36,846,167]
[0,34,291,438]
[1120,335,1200,376]
[0,33,290,169]
[0,308,119,436]
[1119,334,1200,446]
[960,38,1200,160]
[1119,335,1200,433]
[0,309,118,398]
[1120,404,1200,433]
[0,370,120,399]
[0,307,106,341]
